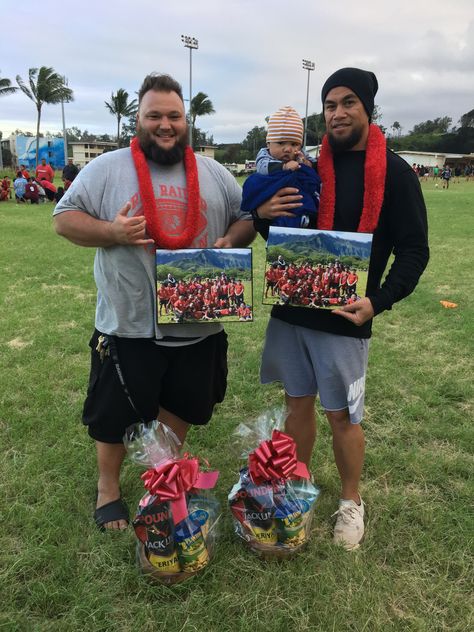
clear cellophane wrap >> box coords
[228,409,320,559]
[124,420,220,584]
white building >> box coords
[194,145,217,159]
[70,141,118,168]
[394,150,447,168]
[301,146,474,170]
[305,145,321,159]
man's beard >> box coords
[136,127,188,165]
[327,126,363,152]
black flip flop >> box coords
[94,497,129,531]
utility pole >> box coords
[61,76,69,166]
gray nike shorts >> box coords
[260,318,370,423]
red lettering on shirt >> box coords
[128,183,208,247]
[131,193,139,209]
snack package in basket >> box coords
[228,409,320,559]
[124,420,220,584]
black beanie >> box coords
[321,67,378,117]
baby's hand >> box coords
[283,160,300,171]
[296,151,312,167]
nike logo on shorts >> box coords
[347,376,366,415]
[348,392,364,415]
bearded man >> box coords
[54,73,255,531]
[253,67,429,549]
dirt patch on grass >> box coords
[75,292,95,301]
[57,321,78,331]
[6,338,32,350]
[41,283,77,292]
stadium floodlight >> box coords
[302,59,315,149]
[181,35,199,148]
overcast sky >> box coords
[1,0,473,144]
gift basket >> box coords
[229,410,320,559]
[124,420,220,584]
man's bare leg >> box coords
[158,406,191,445]
[95,409,190,530]
[326,408,365,502]
[284,394,317,467]
[96,441,127,530]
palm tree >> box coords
[0,71,18,169]
[190,92,215,128]
[104,89,138,148]
[392,121,402,138]
[16,67,73,166]
[0,71,18,97]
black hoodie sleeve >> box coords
[367,154,429,315]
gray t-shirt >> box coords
[54,148,250,339]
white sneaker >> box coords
[332,497,365,550]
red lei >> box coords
[317,124,387,233]
[130,136,201,249]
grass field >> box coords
[0,179,473,631]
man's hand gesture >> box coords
[110,202,155,246]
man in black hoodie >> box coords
[254,67,429,550]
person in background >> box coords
[54,186,65,203]
[441,165,452,189]
[13,171,27,203]
[40,178,57,201]
[24,177,40,204]
[1,175,12,200]
[35,158,54,183]
[62,158,79,189]
[35,180,47,203]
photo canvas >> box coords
[156,248,253,324]
[263,226,373,310]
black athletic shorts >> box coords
[83,329,228,443]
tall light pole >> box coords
[181,34,199,149]
[61,76,69,167]
[302,59,315,150]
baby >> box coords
[255,106,314,174]
[241,106,320,235]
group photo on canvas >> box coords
[156,247,253,323]
[263,226,371,309]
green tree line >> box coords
[157,266,252,282]
[267,246,367,270]
[215,106,474,164]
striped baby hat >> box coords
[266,106,304,143]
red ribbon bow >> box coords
[248,430,309,485]
[141,456,218,524]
